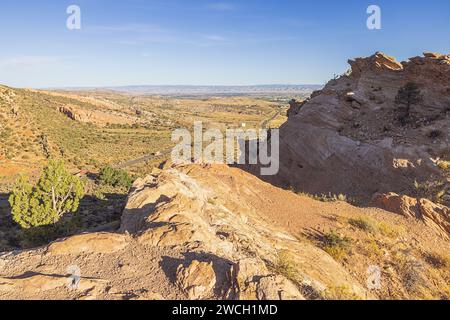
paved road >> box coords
[114,147,173,169]
[261,108,283,129]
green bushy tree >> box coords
[9,159,85,229]
[98,166,133,189]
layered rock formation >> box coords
[1,164,449,300]
[58,104,138,127]
[266,52,449,202]
[371,193,450,239]
[0,165,371,300]
[119,165,369,300]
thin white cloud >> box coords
[207,2,236,12]
[88,24,165,34]
[91,23,232,47]
[203,35,228,42]
[284,18,315,28]
[0,56,62,70]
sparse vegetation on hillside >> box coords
[1,86,288,251]
[296,191,350,203]
[322,285,362,300]
[275,250,300,282]
[348,216,378,233]
[320,231,352,261]
[423,251,450,269]
[1,72,449,301]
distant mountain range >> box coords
[58,84,322,97]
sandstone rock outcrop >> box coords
[175,260,217,299]
[120,165,368,300]
[47,233,129,255]
[58,104,137,126]
[256,52,450,203]
[371,193,450,239]
[0,164,449,300]
[0,274,106,295]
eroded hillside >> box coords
[0,164,448,300]
[1,86,287,181]
[0,85,289,252]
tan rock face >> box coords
[1,164,449,300]
[257,52,450,202]
[233,258,304,300]
[176,260,217,300]
[371,193,450,238]
[58,104,138,127]
[256,275,305,300]
[349,52,403,74]
[120,165,370,300]
[0,274,106,295]
[47,233,129,255]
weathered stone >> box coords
[258,52,450,203]
[47,233,129,255]
[371,192,449,238]
[256,275,305,300]
[176,260,217,300]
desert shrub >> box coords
[423,251,450,269]
[9,159,85,229]
[275,250,299,281]
[317,193,347,202]
[348,217,377,233]
[323,231,351,248]
[98,166,133,189]
[392,250,429,296]
[274,250,325,300]
[377,221,403,238]
[428,130,442,139]
[321,231,352,261]
[363,239,383,258]
[298,192,348,203]
[322,285,362,300]
[401,260,427,294]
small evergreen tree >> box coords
[9,160,85,229]
[395,82,423,125]
[98,166,133,189]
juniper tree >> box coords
[98,166,133,189]
[9,159,85,229]
[395,82,423,125]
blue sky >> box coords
[1,0,450,88]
